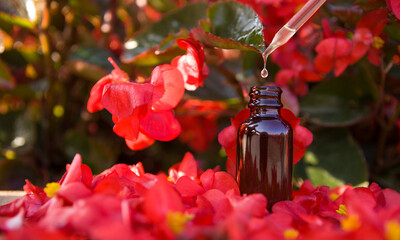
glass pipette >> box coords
[261,0,327,78]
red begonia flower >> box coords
[125,132,155,150]
[172,38,209,91]
[87,58,129,113]
[314,37,352,76]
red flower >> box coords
[314,11,388,76]
[87,58,183,150]
[176,100,226,152]
[172,38,209,91]
[274,47,322,96]
[218,107,313,176]
[314,37,353,76]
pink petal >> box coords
[390,0,400,21]
[102,82,153,117]
[150,65,185,112]
[60,154,82,186]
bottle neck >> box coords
[250,107,281,118]
[248,86,283,118]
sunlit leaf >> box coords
[202,1,264,53]
[295,128,368,188]
[122,2,209,64]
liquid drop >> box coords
[261,52,270,78]
[261,68,268,78]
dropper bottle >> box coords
[261,0,327,78]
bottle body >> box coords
[236,86,293,210]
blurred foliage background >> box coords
[0,0,400,192]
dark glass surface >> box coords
[236,86,293,210]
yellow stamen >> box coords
[167,211,194,234]
[44,182,61,198]
[372,36,384,49]
[386,220,400,240]
[336,204,348,216]
[329,193,339,201]
[341,215,361,231]
[284,228,299,239]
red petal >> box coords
[125,132,155,150]
[178,152,198,179]
[281,108,300,128]
[172,38,208,91]
[140,109,181,141]
[367,48,381,66]
[218,125,237,150]
[275,69,295,86]
[356,9,388,36]
[112,114,140,141]
[60,154,83,186]
[175,176,205,197]
[143,175,184,223]
[57,182,92,203]
[102,82,153,117]
[294,125,313,149]
[213,171,240,195]
[150,65,185,112]
[200,169,215,191]
[314,54,334,74]
[87,76,112,113]
[315,38,352,58]
[299,70,322,82]
[231,109,250,129]
[333,57,350,77]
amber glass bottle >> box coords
[236,86,293,210]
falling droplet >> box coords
[261,52,269,78]
[261,68,268,78]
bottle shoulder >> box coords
[239,117,292,135]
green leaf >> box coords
[300,73,380,126]
[148,0,177,12]
[205,1,264,52]
[295,128,368,188]
[69,46,113,70]
[122,2,209,64]
[0,12,34,34]
[1,49,41,67]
